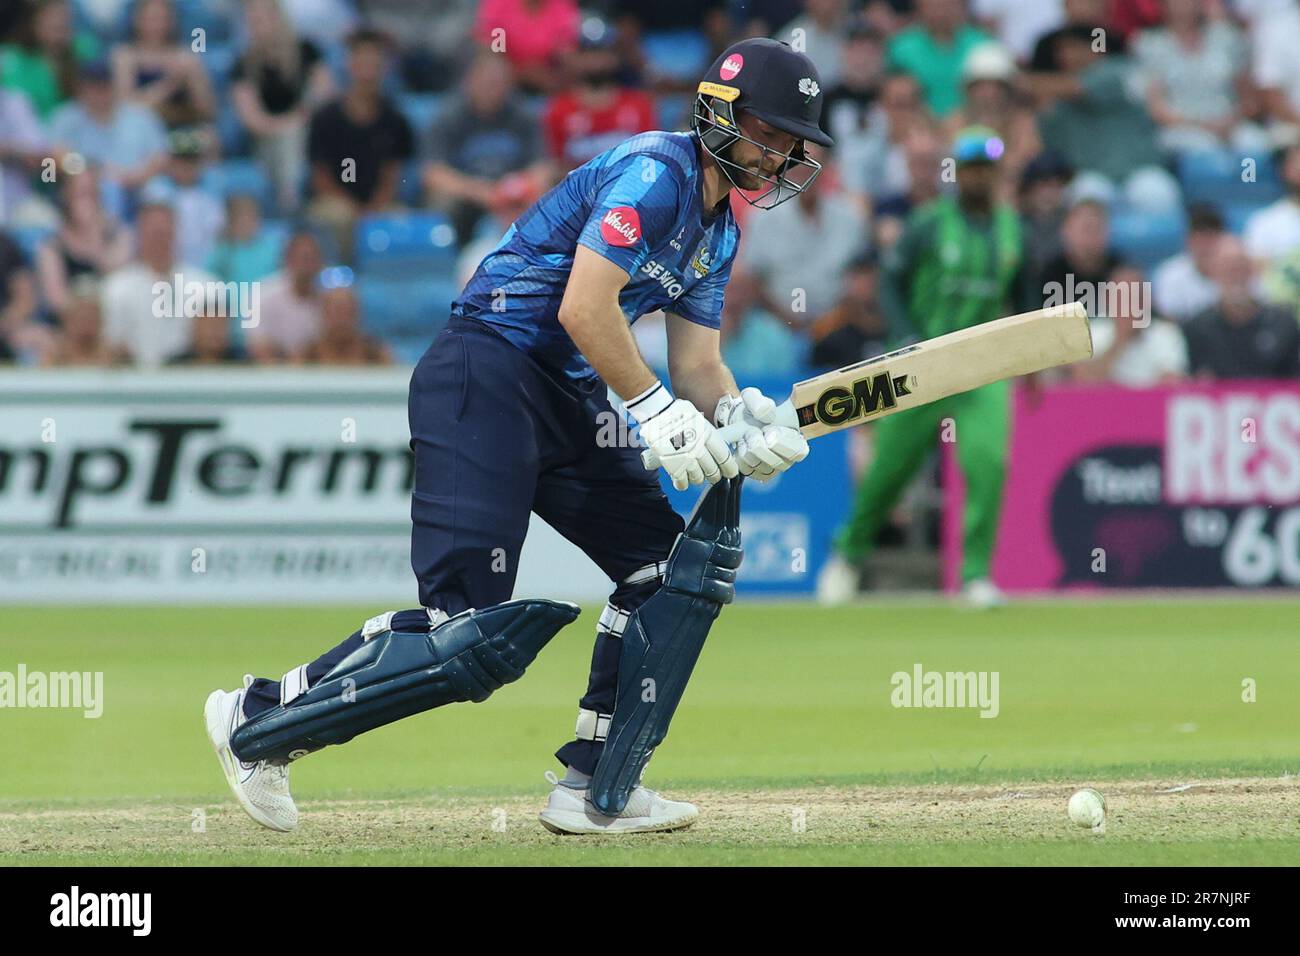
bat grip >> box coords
[639,399,798,470]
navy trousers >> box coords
[245,316,685,774]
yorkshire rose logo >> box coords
[600,206,642,247]
[719,54,744,81]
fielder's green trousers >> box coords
[834,378,1010,583]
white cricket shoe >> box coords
[815,554,860,605]
[962,577,1006,610]
[204,676,299,832]
[538,772,699,834]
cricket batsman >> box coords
[204,38,829,834]
[818,126,1023,609]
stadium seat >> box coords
[641,30,711,82]
[353,212,458,276]
[357,275,458,362]
[202,159,273,209]
[1177,149,1283,208]
[1109,207,1189,270]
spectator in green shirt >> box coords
[0,0,101,120]
[885,0,993,117]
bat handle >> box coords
[639,399,798,471]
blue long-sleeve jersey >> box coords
[452,130,742,383]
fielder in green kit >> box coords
[818,127,1023,608]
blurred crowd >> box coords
[1,0,1299,380]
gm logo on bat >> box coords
[806,370,916,428]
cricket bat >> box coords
[643,302,1092,467]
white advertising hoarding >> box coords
[0,369,614,604]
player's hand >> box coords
[631,387,739,491]
[720,387,809,482]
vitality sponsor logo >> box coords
[806,370,915,428]
[719,54,744,81]
[600,206,641,247]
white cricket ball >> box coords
[1067,788,1107,828]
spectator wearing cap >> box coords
[142,129,227,270]
[474,0,580,95]
[1242,143,1300,270]
[728,149,868,332]
[1134,0,1266,155]
[808,252,889,369]
[885,0,994,117]
[542,20,656,174]
[1151,203,1225,323]
[1073,261,1189,386]
[778,0,854,89]
[232,0,336,215]
[35,165,133,317]
[1035,26,1182,214]
[111,0,216,132]
[942,43,1041,205]
[306,28,415,262]
[424,50,550,245]
[100,202,217,367]
[0,0,103,121]
[47,57,170,204]
[1184,235,1300,379]
[250,229,325,363]
[821,19,892,200]
[302,286,392,365]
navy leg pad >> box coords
[230,599,580,763]
[589,477,743,816]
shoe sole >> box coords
[203,689,297,832]
[537,807,698,835]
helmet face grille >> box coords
[691,94,823,211]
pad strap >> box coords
[280,664,309,706]
[621,561,667,586]
[574,708,612,742]
[597,603,631,638]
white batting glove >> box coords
[718,387,809,482]
[629,382,739,491]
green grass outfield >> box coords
[2,599,1298,865]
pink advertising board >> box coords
[942,382,1300,591]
